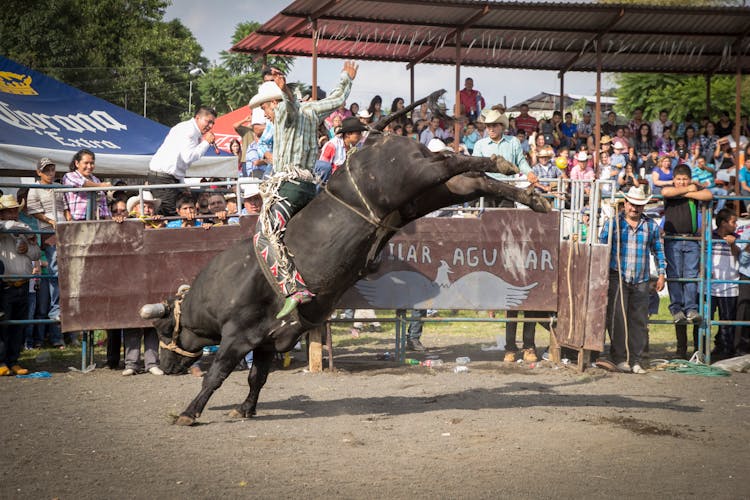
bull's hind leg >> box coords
[230,347,275,419]
[450,175,552,213]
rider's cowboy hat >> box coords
[126,191,161,213]
[482,109,509,127]
[623,186,652,206]
[248,81,284,109]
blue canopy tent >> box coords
[0,56,235,177]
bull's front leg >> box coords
[176,328,249,426]
[460,175,552,213]
[229,347,275,419]
[440,153,519,179]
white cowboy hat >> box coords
[0,194,23,210]
[126,191,161,213]
[248,81,284,109]
[427,138,451,153]
[623,186,652,206]
[483,109,509,127]
[251,107,266,125]
[242,184,261,199]
[613,140,627,150]
[576,151,588,161]
[537,146,554,158]
[357,109,372,119]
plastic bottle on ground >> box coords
[455,356,471,365]
[405,358,420,365]
[422,359,444,368]
[453,365,469,373]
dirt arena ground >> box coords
[1,332,749,499]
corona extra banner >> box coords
[0,56,234,177]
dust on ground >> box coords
[1,332,749,500]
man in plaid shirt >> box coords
[249,60,358,319]
[599,186,666,374]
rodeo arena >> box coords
[2,1,750,499]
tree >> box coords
[0,0,206,125]
[193,21,294,116]
[614,73,750,122]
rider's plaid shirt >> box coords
[273,72,352,175]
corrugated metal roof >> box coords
[233,0,750,74]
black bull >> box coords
[144,133,551,426]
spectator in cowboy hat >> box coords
[0,194,42,376]
[531,146,560,193]
[357,109,372,125]
[241,184,263,216]
[599,186,666,374]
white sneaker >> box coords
[632,363,646,374]
[616,361,631,373]
[148,366,164,376]
[122,368,135,376]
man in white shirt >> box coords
[148,106,217,215]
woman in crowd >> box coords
[62,149,111,221]
[229,139,243,175]
[404,122,419,141]
[634,123,654,168]
[651,155,674,195]
[367,95,386,123]
[700,121,720,163]
[389,97,406,127]
[348,102,359,117]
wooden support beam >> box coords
[312,19,318,101]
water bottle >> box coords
[453,365,469,373]
[405,358,420,365]
[422,359,444,368]
[455,356,471,365]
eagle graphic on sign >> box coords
[354,260,538,309]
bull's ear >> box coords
[140,302,166,319]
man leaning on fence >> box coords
[25,158,65,323]
[148,106,217,216]
[599,186,666,374]
[0,194,41,376]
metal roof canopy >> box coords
[233,0,750,75]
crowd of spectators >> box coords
[3,71,750,377]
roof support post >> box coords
[311,19,318,101]
[410,65,415,106]
[705,74,712,117]
[454,30,463,153]
[594,44,602,170]
[735,57,743,217]
[559,71,565,116]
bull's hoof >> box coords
[492,154,520,176]
[175,414,196,426]
[228,408,256,419]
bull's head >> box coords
[140,297,202,375]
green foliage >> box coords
[614,73,750,122]
[194,21,294,115]
[1,0,206,125]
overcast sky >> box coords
[165,0,612,112]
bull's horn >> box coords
[140,303,166,319]
[176,284,191,295]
